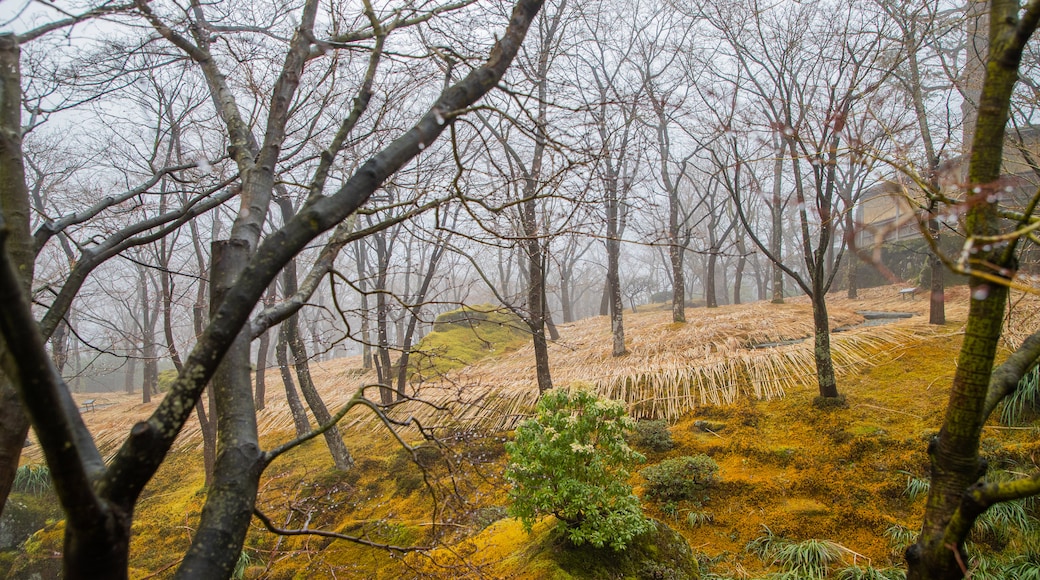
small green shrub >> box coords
[641,455,719,502]
[630,419,675,452]
[505,388,652,551]
[232,549,259,580]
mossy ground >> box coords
[8,291,1039,579]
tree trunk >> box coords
[669,219,686,322]
[846,255,858,299]
[0,33,36,516]
[51,319,69,374]
[907,2,1030,573]
[522,195,553,392]
[928,219,946,325]
[604,165,626,355]
[810,289,839,399]
[196,398,215,486]
[254,283,277,410]
[355,244,373,370]
[770,139,785,304]
[285,314,353,470]
[0,382,29,518]
[124,342,137,394]
[734,234,746,305]
[276,327,311,437]
[177,239,261,579]
[705,252,718,308]
[560,262,574,323]
[254,328,271,410]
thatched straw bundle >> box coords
[26,285,1034,461]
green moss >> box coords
[411,305,529,377]
[536,519,700,580]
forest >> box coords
[1,0,1040,578]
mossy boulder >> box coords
[411,305,529,377]
[1,492,60,550]
[539,518,700,580]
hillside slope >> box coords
[7,285,1040,579]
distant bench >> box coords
[899,288,918,300]
[81,399,96,412]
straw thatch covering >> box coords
[28,284,1037,461]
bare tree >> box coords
[0,1,545,576]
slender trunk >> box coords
[286,314,353,469]
[522,196,553,392]
[560,264,574,323]
[138,268,153,404]
[544,291,560,341]
[810,288,839,399]
[142,339,158,403]
[196,398,215,485]
[281,256,352,468]
[124,343,137,394]
[177,240,261,579]
[669,210,685,322]
[771,139,785,304]
[908,3,1023,573]
[928,217,946,325]
[51,319,69,374]
[277,327,311,437]
[605,168,626,356]
[373,233,394,404]
[355,245,373,370]
[189,222,216,486]
[734,234,746,305]
[705,252,718,308]
[375,287,394,405]
[254,328,272,411]
[846,254,859,299]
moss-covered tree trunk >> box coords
[0,33,35,520]
[810,286,838,399]
[907,2,1040,577]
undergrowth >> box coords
[13,465,51,495]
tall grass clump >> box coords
[900,471,930,502]
[1001,365,1040,426]
[746,526,843,579]
[13,464,52,495]
[884,524,917,555]
[834,565,906,580]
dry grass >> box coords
[21,284,1033,463]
